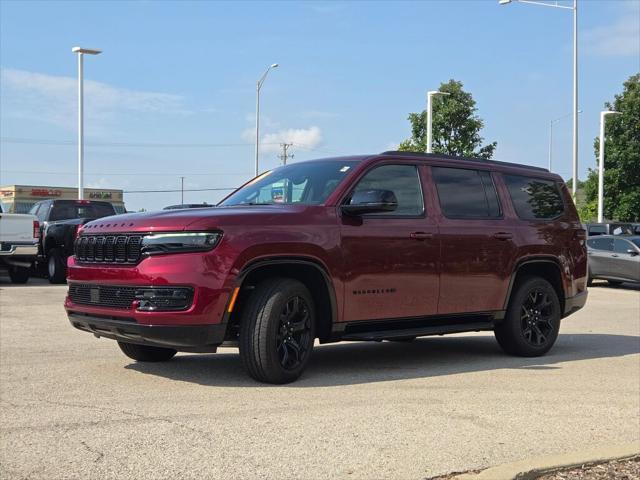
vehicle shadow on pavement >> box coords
[125,333,640,387]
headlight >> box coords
[140,232,222,256]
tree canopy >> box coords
[578,73,640,222]
[398,79,497,159]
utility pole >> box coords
[180,176,184,204]
[279,143,294,165]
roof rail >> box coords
[380,150,549,173]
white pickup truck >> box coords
[0,205,39,283]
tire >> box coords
[239,278,315,384]
[388,337,417,342]
[47,248,67,284]
[587,269,593,287]
[118,342,177,362]
[607,280,623,286]
[8,266,30,284]
[494,276,561,357]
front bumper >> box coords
[68,312,226,352]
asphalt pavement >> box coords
[1,277,638,479]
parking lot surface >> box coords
[1,279,639,480]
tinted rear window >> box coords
[432,167,501,219]
[503,175,564,220]
[49,202,116,221]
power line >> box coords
[124,187,236,194]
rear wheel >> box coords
[607,280,623,286]
[239,278,315,384]
[8,266,30,284]
[495,276,561,357]
[118,342,177,362]
[47,248,67,284]
[587,269,593,287]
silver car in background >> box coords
[587,235,640,286]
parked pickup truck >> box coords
[65,151,588,383]
[29,199,117,283]
[0,204,39,283]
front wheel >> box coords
[239,278,315,384]
[118,342,177,362]
[494,276,561,357]
[47,248,67,284]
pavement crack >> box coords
[80,440,104,463]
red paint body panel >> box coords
[65,153,587,346]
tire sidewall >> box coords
[240,279,316,384]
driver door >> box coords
[339,163,439,322]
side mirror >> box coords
[627,249,638,256]
[342,189,398,216]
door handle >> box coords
[410,232,433,241]
[493,232,513,241]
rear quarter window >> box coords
[503,174,564,220]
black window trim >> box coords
[432,166,504,221]
[502,174,566,222]
[340,162,426,219]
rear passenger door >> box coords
[432,167,518,314]
[586,237,614,278]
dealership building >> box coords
[0,185,126,214]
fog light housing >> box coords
[134,287,193,312]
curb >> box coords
[452,441,640,480]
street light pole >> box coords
[254,63,279,177]
[72,47,101,200]
[426,90,450,154]
[499,0,579,196]
[597,111,621,223]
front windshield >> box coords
[220,160,359,206]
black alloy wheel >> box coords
[520,288,555,347]
[494,276,561,357]
[276,295,313,370]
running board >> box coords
[340,321,495,341]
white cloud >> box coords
[0,68,187,134]
[583,6,640,57]
[261,127,323,153]
[241,126,323,153]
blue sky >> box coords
[1,0,638,211]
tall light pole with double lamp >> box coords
[426,90,450,154]
[548,109,581,172]
[72,46,102,200]
[499,0,579,198]
[597,110,621,223]
[255,63,279,177]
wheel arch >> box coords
[229,257,338,342]
[504,258,566,315]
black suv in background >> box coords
[30,200,116,283]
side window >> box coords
[588,225,606,236]
[613,238,633,254]
[37,202,50,222]
[350,164,424,216]
[432,167,502,219]
[503,174,565,220]
[587,237,614,251]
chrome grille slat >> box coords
[74,234,144,264]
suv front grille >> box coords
[75,234,144,264]
[68,284,136,309]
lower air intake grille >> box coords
[68,284,137,309]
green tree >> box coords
[579,73,640,222]
[398,79,497,159]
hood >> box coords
[80,205,314,235]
